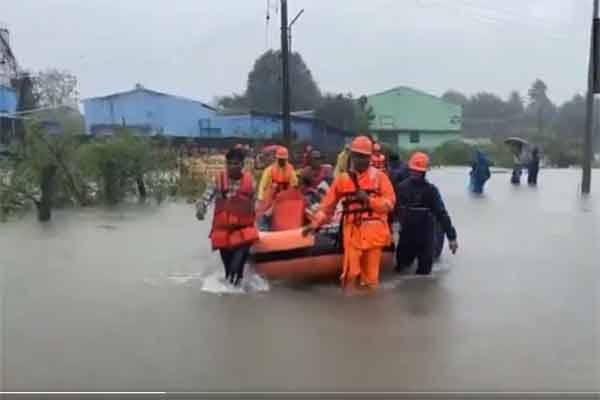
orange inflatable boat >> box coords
[248,225,395,281]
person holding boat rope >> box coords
[303,135,396,291]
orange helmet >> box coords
[373,143,381,152]
[350,136,373,155]
[275,146,289,159]
[408,152,429,172]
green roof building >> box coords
[367,86,462,150]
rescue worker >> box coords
[469,149,491,194]
[196,148,259,286]
[257,146,298,230]
[370,143,387,171]
[333,144,350,177]
[257,146,298,201]
[395,152,458,275]
[303,136,396,291]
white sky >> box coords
[3,0,594,104]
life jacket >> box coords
[209,171,259,250]
[397,179,435,236]
[371,153,386,171]
[270,162,295,193]
[339,167,384,225]
[271,188,306,231]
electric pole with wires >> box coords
[280,0,291,147]
[582,0,599,194]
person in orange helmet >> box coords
[395,152,458,275]
[370,142,387,171]
[257,146,298,201]
[303,135,396,291]
[257,146,298,230]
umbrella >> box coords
[504,137,529,147]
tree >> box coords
[554,94,586,139]
[442,90,468,107]
[219,50,321,113]
[246,50,321,113]
[464,92,507,118]
[315,94,374,133]
[32,69,80,108]
[527,79,556,136]
[217,93,249,111]
[505,91,524,116]
[77,131,174,205]
[0,124,85,221]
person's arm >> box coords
[430,186,457,241]
[368,171,395,214]
[289,166,299,187]
[257,166,272,201]
[195,181,217,220]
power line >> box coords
[418,0,580,40]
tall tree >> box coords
[505,91,524,116]
[315,93,374,133]
[442,90,469,107]
[527,79,555,136]
[554,94,586,139]
[246,50,321,113]
[218,50,321,113]
[32,68,80,108]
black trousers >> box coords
[528,166,539,185]
[396,216,435,275]
[219,244,251,285]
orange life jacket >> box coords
[339,167,385,225]
[371,153,386,171]
[271,188,306,231]
[270,162,295,193]
[209,171,259,250]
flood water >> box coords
[1,168,599,393]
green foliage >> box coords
[432,141,474,166]
[218,50,321,113]
[31,68,80,108]
[77,131,173,205]
[481,141,514,168]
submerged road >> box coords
[1,168,598,392]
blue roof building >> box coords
[82,84,216,137]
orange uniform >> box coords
[312,166,395,288]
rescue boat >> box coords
[248,225,395,281]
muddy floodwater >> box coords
[1,168,598,392]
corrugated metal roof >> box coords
[367,86,462,132]
[83,86,217,111]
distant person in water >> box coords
[527,147,540,186]
[469,149,491,194]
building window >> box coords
[410,132,420,143]
[379,115,394,128]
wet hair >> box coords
[226,148,245,162]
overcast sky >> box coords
[3,0,594,104]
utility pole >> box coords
[582,0,599,194]
[280,0,291,147]
[288,9,304,52]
